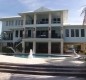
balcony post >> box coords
[33,41,36,53]
[23,28,26,38]
[49,13,51,38]
[12,30,15,48]
[48,41,51,54]
[61,11,63,39]
[61,40,63,54]
[22,41,25,53]
[23,15,26,38]
[34,13,36,25]
[33,13,37,38]
[61,27,63,38]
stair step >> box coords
[0,68,86,77]
[0,65,86,72]
[0,62,86,68]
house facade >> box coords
[0,7,86,54]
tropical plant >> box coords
[81,6,86,25]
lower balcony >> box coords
[2,37,13,40]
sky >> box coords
[0,0,86,34]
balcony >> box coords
[36,34,48,38]
[2,37,13,40]
[23,27,62,39]
[25,20,34,25]
[2,31,13,41]
[37,19,49,24]
[51,33,61,38]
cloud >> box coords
[18,0,55,11]
[18,0,45,11]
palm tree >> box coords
[81,6,86,25]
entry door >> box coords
[28,30,31,37]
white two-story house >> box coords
[0,7,86,54]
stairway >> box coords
[0,62,86,77]
[14,38,22,48]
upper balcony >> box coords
[24,12,62,27]
[0,7,68,30]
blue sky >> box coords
[0,0,86,34]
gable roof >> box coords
[34,7,51,12]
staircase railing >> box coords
[14,38,22,48]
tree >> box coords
[81,6,86,25]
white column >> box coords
[60,11,63,54]
[61,11,63,39]
[33,13,37,38]
[69,29,71,37]
[23,28,26,38]
[34,13,36,25]
[22,41,25,53]
[48,41,51,54]
[61,40,63,54]
[49,13,51,38]
[33,41,36,53]
[13,30,15,42]
[61,27,63,38]
[23,15,26,38]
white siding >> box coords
[63,26,86,42]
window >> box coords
[71,29,74,37]
[27,30,31,37]
[65,29,69,37]
[15,20,18,26]
[15,20,23,25]
[57,18,61,23]
[18,20,20,25]
[9,21,14,26]
[81,29,85,37]
[20,20,23,25]
[75,29,79,37]
[53,17,61,23]
[15,30,18,37]
[41,18,48,24]
[6,21,8,26]
[20,30,23,37]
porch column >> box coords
[49,13,51,38]
[33,13,37,38]
[61,40,63,54]
[23,28,26,38]
[22,41,25,53]
[33,41,36,53]
[23,15,26,38]
[61,27,63,38]
[60,11,63,39]
[13,30,15,42]
[48,41,51,54]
